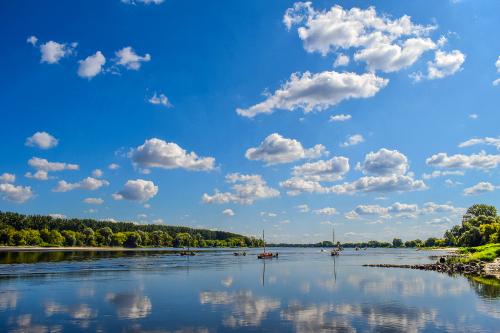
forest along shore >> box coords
[0,246,212,253]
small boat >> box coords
[180,251,195,256]
[331,227,339,256]
[355,246,360,251]
[234,251,246,256]
[257,230,277,259]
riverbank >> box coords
[0,246,218,252]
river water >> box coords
[0,248,498,332]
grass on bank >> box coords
[458,243,500,263]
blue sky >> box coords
[1,0,500,243]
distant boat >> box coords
[331,227,339,256]
[234,251,246,256]
[257,230,277,259]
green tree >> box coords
[124,232,142,248]
[392,238,403,247]
[465,204,497,219]
[97,227,113,246]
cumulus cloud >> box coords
[92,169,103,178]
[355,37,436,73]
[113,179,158,202]
[245,133,327,165]
[25,131,58,149]
[148,93,172,108]
[463,182,498,196]
[296,204,310,213]
[130,138,215,171]
[357,148,409,176]
[236,71,388,118]
[426,151,500,170]
[0,184,34,203]
[313,207,338,215]
[426,50,466,80]
[329,114,351,122]
[346,201,457,220]
[459,137,500,150]
[340,134,364,147]
[222,209,235,216]
[108,163,120,170]
[333,53,349,67]
[284,3,438,72]
[292,157,350,182]
[115,47,151,70]
[493,79,500,87]
[83,197,104,205]
[422,170,464,179]
[26,35,38,46]
[202,173,279,205]
[39,40,76,64]
[54,177,109,192]
[78,51,106,79]
[26,157,79,181]
[0,173,15,183]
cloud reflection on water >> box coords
[106,292,152,319]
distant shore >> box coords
[0,246,209,253]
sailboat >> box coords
[331,227,339,256]
[257,230,276,259]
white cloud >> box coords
[458,137,500,150]
[24,170,49,181]
[25,131,58,149]
[469,114,479,119]
[202,173,279,205]
[333,53,349,67]
[113,179,158,202]
[427,50,465,79]
[84,197,104,205]
[148,93,172,108]
[92,169,103,178]
[284,3,435,54]
[26,35,38,46]
[329,114,351,122]
[496,56,500,73]
[340,134,364,147]
[296,204,310,213]
[357,148,408,176]
[463,182,498,196]
[222,209,235,216]
[354,205,389,216]
[426,151,500,170]
[493,78,500,86]
[0,183,34,203]
[313,207,337,216]
[27,159,77,172]
[346,201,455,220]
[49,214,67,219]
[292,157,350,182]
[422,170,464,179]
[421,202,464,214]
[245,133,327,165]
[0,173,15,183]
[130,138,215,171]
[54,177,109,192]
[78,51,106,79]
[39,40,76,64]
[355,37,436,73]
[121,0,164,4]
[115,47,151,70]
[108,163,120,170]
[236,71,388,118]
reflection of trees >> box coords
[467,276,500,299]
[106,292,152,319]
[199,291,280,327]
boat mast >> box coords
[263,230,266,253]
[332,227,335,247]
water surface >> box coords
[0,248,498,332]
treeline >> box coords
[0,212,263,248]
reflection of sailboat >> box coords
[331,227,339,256]
[332,254,337,282]
[261,260,266,286]
[257,230,277,259]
